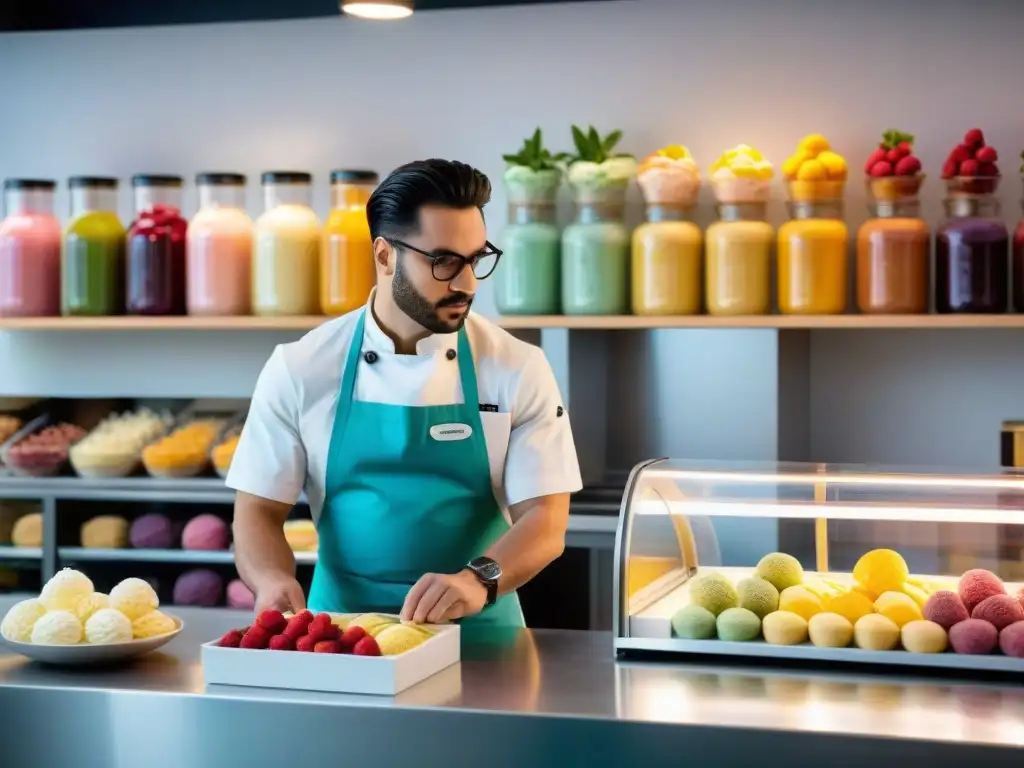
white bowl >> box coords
[1,613,183,665]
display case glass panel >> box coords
[613,459,1024,672]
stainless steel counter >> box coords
[1,598,1023,767]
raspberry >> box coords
[963,128,985,147]
[894,156,922,177]
[897,141,912,155]
[869,161,893,178]
[340,625,367,649]
[950,145,971,163]
[960,159,980,177]
[295,635,317,652]
[976,146,998,164]
[283,614,313,640]
[886,148,902,163]
[269,634,296,651]
[218,629,244,648]
[256,609,287,635]
[352,636,381,656]
[240,624,271,650]
[864,148,887,174]
[314,640,342,654]
[306,614,338,643]
[942,159,959,179]
[979,162,999,178]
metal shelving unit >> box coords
[0,475,622,582]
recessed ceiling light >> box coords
[341,0,414,19]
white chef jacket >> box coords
[226,293,583,524]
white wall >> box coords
[1,0,1023,474]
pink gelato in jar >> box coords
[636,147,700,205]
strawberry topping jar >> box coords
[126,175,188,315]
[0,179,62,317]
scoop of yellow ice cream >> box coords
[85,608,133,644]
[348,613,399,637]
[0,598,46,642]
[11,512,42,548]
[75,592,111,623]
[109,577,159,621]
[874,591,922,628]
[40,568,94,612]
[376,623,430,656]
[283,520,318,552]
[31,610,83,645]
[81,515,130,549]
[132,610,177,639]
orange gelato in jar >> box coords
[631,145,702,315]
[857,176,929,314]
[705,145,775,315]
[778,134,850,315]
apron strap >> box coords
[455,326,481,412]
[336,309,369,434]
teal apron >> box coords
[307,309,525,628]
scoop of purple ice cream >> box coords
[172,568,224,607]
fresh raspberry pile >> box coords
[217,610,381,656]
[941,128,999,179]
[864,129,922,178]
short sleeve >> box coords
[225,345,307,505]
[503,346,583,507]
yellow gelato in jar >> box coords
[705,145,775,315]
[631,145,703,315]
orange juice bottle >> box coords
[321,170,378,315]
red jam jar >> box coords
[126,174,188,315]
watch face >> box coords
[470,556,501,582]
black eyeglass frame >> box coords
[388,238,503,282]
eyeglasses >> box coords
[388,238,502,282]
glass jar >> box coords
[561,185,630,315]
[1013,178,1024,313]
[777,180,849,315]
[253,172,322,316]
[321,169,377,316]
[631,204,702,315]
[856,176,930,314]
[935,177,1008,314]
[0,179,62,317]
[705,203,773,316]
[126,174,188,315]
[187,173,253,316]
[494,169,561,315]
[62,176,126,316]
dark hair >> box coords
[367,158,491,241]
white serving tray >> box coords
[201,617,460,696]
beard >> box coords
[392,257,473,334]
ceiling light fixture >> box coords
[341,0,414,19]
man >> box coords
[229,158,582,628]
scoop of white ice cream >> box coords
[85,608,134,644]
[0,598,46,642]
[30,610,83,645]
[40,568,94,612]
[75,592,111,623]
[109,577,159,621]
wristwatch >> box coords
[465,556,502,607]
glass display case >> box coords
[614,459,1024,673]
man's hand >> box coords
[253,575,307,615]
[401,570,487,624]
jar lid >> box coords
[261,171,312,185]
[132,174,184,188]
[330,169,378,183]
[4,178,56,190]
[68,176,119,189]
[196,172,246,186]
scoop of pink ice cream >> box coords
[923,590,970,630]
[999,621,1024,658]
[181,514,230,551]
[949,618,998,655]
[972,594,1024,631]
[958,569,1005,613]
[226,578,255,610]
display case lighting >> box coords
[341,0,414,19]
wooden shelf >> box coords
[2,314,1024,332]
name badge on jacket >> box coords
[430,423,473,441]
